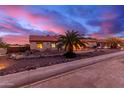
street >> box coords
[23,53,124,88]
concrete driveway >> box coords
[23,52,124,88]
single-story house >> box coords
[29,35,99,51]
[97,39,108,48]
[29,35,60,51]
[97,38,124,48]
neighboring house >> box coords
[29,35,98,51]
[0,38,7,55]
[97,39,108,48]
[80,38,98,48]
[97,39,121,48]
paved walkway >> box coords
[23,53,124,88]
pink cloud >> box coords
[40,22,65,34]
[90,21,114,39]
[100,21,113,34]
[0,21,24,33]
[0,6,65,35]
[0,6,47,26]
[90,33,103,39]
[101,12,118,19]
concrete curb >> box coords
[0,51,124,88]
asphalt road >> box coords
[23,53,124,88]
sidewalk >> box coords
[0,51,124,88]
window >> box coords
[51,43,56,48]
[37,42,43,49]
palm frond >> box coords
[57,30,88,52]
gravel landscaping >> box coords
[0,49,121,76]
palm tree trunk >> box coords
[68,45,73,53]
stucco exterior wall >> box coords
[43,42,51,49]
[43,42,57,50]
[30,41,98,51]
[30,42,57,51]
[30,42,37,50]
[88,42,97,47]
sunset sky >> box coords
[0,5,124,44]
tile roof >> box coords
[29,35,60,42]
[97,39,106,42]
[29,35,98,43]
[80,39,97,42]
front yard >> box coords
[0,49,120,76]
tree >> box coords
[57,30,88,58]
[106,37,124,48]
[0,41,9,48]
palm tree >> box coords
[106,37,124,48]
[57,30,87,58]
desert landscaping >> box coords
[0,49,120,76]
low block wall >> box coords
[7,47,30,53]
[0,48,7,55]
